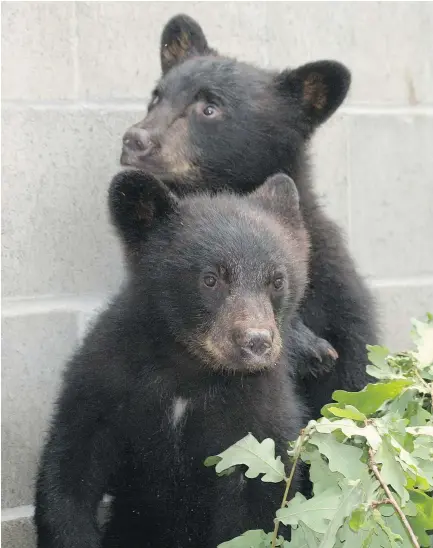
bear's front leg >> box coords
[287,314,338,380]
[34,367,124,548]
[209,471,288,546]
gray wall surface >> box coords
[1,2,433,545]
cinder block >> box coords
[309,112,349,233]
[348,115,433,280]
[75,1,267,99]
[1,312,77,508]
[188,2,268,64]
[265,2,433,105]
[373,284,433,351]
[1,516,35,548]
[1,108,135,298]
[1,2,75,101]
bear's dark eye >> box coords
[203,104,217,117]
[273,277,284,290]
[203,274,217,288]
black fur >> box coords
[120,15,378,416]
[35,172,329,547]
[109,169,338,378]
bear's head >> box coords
[120,14,350,194]
[109,170,309,374]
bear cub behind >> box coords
[36,171,333,548]
[121,14,378,417]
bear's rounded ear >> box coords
[274,60,351,129]
[160,14,214,74]
[108,170,178,251]
[251,173,302,222]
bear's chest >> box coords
[127,387,247,472]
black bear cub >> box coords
[121,14,378,417]
[35,170,334,548]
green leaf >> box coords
[277,488,342,534]
[380,509,415,547]
[372,509,402,546]
[420,366,433,381]
[217,529,269,548]
[361,529,378,548]
[410,435,433,487]
[407,426,433,437]
[331,380,412,415]
[204,456,237,477]
[218,530,289,548]
[213,433,286,483]
[338,514,376,547]
[307,432,365,482]
[314,418,382,451]
[204,455,222,467]
[386,387,418,417]
[412,434,433,460]
[410,315,433,344]
[411,317,433,368]
[377,421,433,489]
[217,466,238,477]
[317,481,364,548]
[406,399,432,427]
[366,345,399,380]
[325,405,367,421]
[348,507,368,532]
[407,489,433,547]
[368,345,391,367]
[302,447,346,495]
[375,438,409,506]
[284,523,320,548]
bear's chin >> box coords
[207,354,280,375]
[120,150,161,172]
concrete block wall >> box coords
[1,2,432,545]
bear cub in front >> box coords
[36,171,329,547]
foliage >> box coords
[206,314,433,548]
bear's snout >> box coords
[121,127,154,165]
[232,327,273,358]
[200,299,283,373]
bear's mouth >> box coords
[232,359,278,374]
[120,147,163,172]
[216,357,280,375]
[206,342,281,375]
[183,333,281,375]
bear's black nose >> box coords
[234,328,273,357]
[122,127,152,154]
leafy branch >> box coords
[205,314,433,548]
[270,429,306,548]
[368,447,420,548]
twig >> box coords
[368,448,420,548]
[371,498,392,509]
[271,430,306,548]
